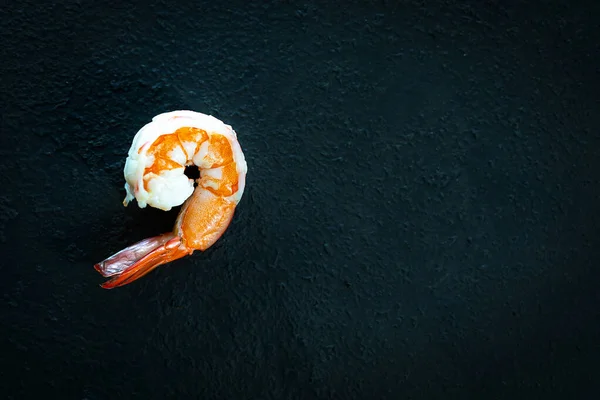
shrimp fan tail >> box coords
[94,233,192,289]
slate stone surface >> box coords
[1,0,599,398]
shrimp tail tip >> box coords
[95,233,192,289]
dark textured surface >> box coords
[2,0,600,398]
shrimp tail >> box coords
[94,233,193,289]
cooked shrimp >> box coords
[94,110,247,289]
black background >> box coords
[2,0,599,398]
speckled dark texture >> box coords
[1,0,599,398]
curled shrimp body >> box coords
[94,110,248,289]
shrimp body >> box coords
[94,110,247,289]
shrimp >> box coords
[94,110,247,289]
